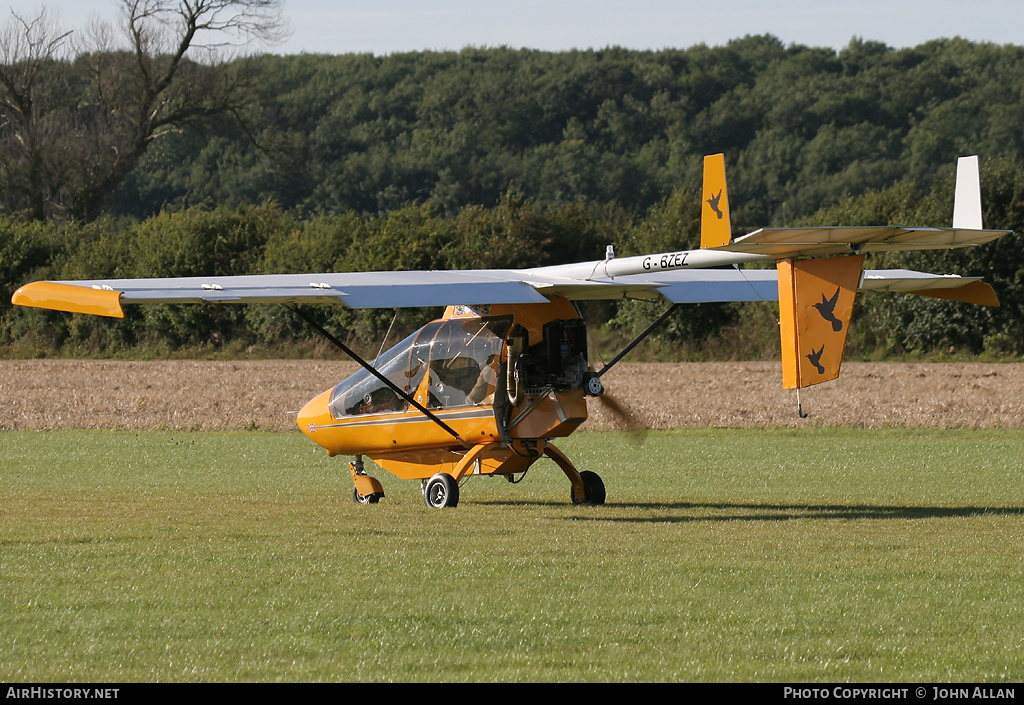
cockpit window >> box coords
[328,316,511,418]
[329,322,439,418]
[426,317,509,409]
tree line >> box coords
[3,5,1024,358]
[6,16,1024,227]
[4,161,1024,359]
[109,36,1024,228]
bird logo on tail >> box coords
[706,189,724,219]
[806,345,826,375]
[813,286,843,332]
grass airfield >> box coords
[2,428,1023,682]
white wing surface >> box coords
[11,265,998,318]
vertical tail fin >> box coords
[700,153,732,249]
[778,255,865,390]
[953,155,983,229]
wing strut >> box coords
[284,305,466,444]
[586,304,682,394]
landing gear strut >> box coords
[543,443,606,506]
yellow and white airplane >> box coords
[12,155,1010,508]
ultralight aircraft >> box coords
[12,155,1011,508]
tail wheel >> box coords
[424,472,460,508]
[572,471,605,506]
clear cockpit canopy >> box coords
[329,315,511,418]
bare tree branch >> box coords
[0,0,285,221]
[0,8,74,219]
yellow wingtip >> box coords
[12,281,125,318]
[911,281,1000,308]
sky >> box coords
[5,0,1024,55]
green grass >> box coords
[2,428,1023,682]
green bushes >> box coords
[0,197,633,357]
[799,156,1024,357]
[3,161,1023,360]
[7,41,1024,359]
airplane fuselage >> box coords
[296,297,589,482]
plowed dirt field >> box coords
[3,360,1023,431]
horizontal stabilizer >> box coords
[710,225,1010,258]
[908,281,999,307]
[860,271,999,306]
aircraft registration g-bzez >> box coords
[12,155,1012,508]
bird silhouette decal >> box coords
[806,345,826,374]
[813,286,843,332]
[706,189,724,219]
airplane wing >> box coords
[11,272,553,317]
[11,266,999,319]
[608,268,997,305]
[13,269,661,317]
[10,154,1008,317]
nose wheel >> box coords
[349,456,385,505]
[352,486,382,504]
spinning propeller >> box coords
[582,372,648,444]
[596,391,648,445]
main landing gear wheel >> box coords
[423,472,460,508]
[352,486,382,504]
[572,471,606,506]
